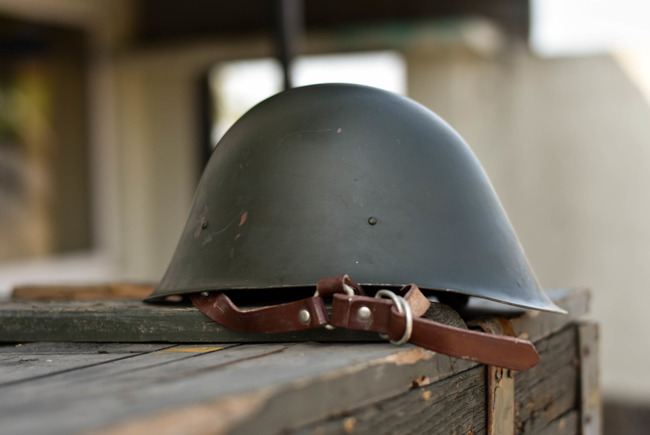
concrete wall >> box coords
[112,37,276,279]
[407,46,650,401]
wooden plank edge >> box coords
[269,325,584,435]
[0,289,587,344]
[578,321,601,435]
[84,347,477,435]
[12,284,155,301]
[0,301,381,343]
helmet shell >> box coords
[147,83,562,313]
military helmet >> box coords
[146,83,562,314]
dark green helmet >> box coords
[146,83,562,313]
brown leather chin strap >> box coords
[190,275,540,371]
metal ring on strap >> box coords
[375,289,413,345]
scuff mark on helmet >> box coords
[194,205,209,239]
[278,128,333,145]
[201,211,246,245]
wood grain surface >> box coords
[0,288,589,343]
[0,289,593,435]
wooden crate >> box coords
[0,289,599,434]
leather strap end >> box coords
[399,284,431,318]
[406,318,540,371]
[330,293,540,371]
[191,292,329,334]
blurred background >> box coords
[0,0,648,431]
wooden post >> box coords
[579,322,601,435]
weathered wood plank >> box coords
[293,366,487,435]
[0,343,273,401]
[0,343,290,435]
[81,327,581,435]
[0,343,174,385]
[11,283,154,300]
[0,352,154,386]
[300,398,578,435]
[0,289,586,343]
[538,410,580,435]
[0,343,231,386]
[0,325,587,435]
[0,289,591,435]
[0,342,172,354]
[222,347,476,435]
[515,327,580,433]
[0,300,379,343]
[291,325,581,435]
[0,342,474,435]
[578,322,601,435]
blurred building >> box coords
[1,0,649,430]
